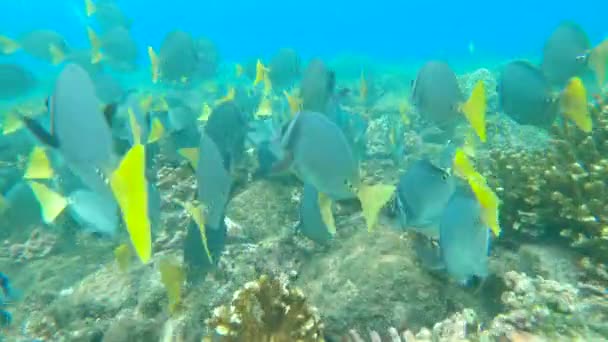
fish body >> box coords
[395,160,455,234]
[300,59,335,114]
[439,190,490,284]
[498,60,558,127]
[197,133,232,229]
[281,111,359,200]
[0,64,36,100]
[159,30,198,83]
[269,48,301,90]
[19,30,69,63]
[204,101,249,171]
[542,21,591,87]
[412,61,463,130]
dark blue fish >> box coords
[296,184,334,245]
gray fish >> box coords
[93,73,124,104]
[411,61,463,130]
[204,101,249,171]
[23,63,119,235]
[19,30,69,63]
[269,48,301,90]
[300,59,335,114]
[541,21,590,87]
[88,0,132,33]
[297,183,334,245]
[197,133,232,229]
[64,49,103,76]
[280,111,358,200]
[159,31,198,83]
[0,64,36,100]
[194,37,219,79]
[394,159,455,235]
[100,26,138,72]
[439,190,490,284]
[68,189,118,235]
[498,60,558,127]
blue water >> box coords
[1,0,606,66]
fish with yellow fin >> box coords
[214,87,236,106]
[253,59,269,87]
[0,30,68,64]
[147,46,160,83]
[459,80,487,142]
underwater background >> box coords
[1,0,608,341]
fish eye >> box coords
[441,172,449,181]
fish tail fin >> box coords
[590,39,608,88]
[198,102,212,122]
[560,77,592,133]
[23,146,54,180]
[460,80,487,142]
[146,118,165,144]
[255,96,273,118]
[2,112,24,135]
[85,0,96,16]
[0,36,20,54]
[28,181,67,224]
[86,27,103,64]
[110,144,152,263]
[356,184,396,232]
[177,148,199,170]
[253,59,267,86]
[48,43,66,65]
[147,46,160,83]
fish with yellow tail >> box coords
[86,27,103,64]
[274,111,394,232]
[214,87,235,106]
[459,80,487,142]
[159,256,185,314]
[253,59,269,87]
[0,30,68,64]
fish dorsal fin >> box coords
[110,144,151,264]
[24,146,54,180]
[28,181,67,224]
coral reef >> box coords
[206,274,324,342]
[481,101,608,259]
[1,228,56,262]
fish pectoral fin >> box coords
[21,116,60,148]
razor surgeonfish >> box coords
[157,30,199,83]
[411,61,463,132]
[89,26,138,72]
[268,48,301,90]
[300,59,336,114]
[541,22,591,87]
[497,60,559,127]
[197,133,233,230]
[279,111,358,200]
[85,0,132,32]
[439,189,491,284]
[204,101,249,172]
[394,159,455,235]
[0,64,36,100]
[0,29,69,64]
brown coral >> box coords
[206,275,324,342]
[481,101,608,259]
[4,228,56,262]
